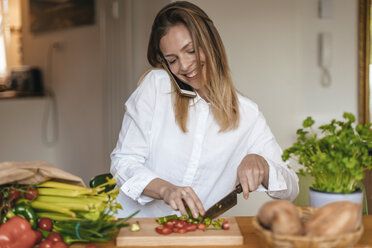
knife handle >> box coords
[236,184,242,194]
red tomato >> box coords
[155,225,164,234]
[155,226,172,235]
[176,228,187,234]
[24,188,39,200]
[222,221,230,230]
[162,227,172,235]
[164,221,174,228]
[175,221,185,229]
[53,241,69,248]
[47,232,63,242]
[197,223,206,231]
[172,227,179,233]
[185,223,197,232]
[7,188,20,201]
[168,219,177,225]
[38,217,53,231]
[39,240,54,248]
[34,229,43,244]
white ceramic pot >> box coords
[309,187,363,207]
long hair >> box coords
[147,1,239,132]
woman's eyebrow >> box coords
[164,42,193,58]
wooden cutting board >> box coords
[116,216,243,246]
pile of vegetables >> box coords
[0,173,138,247]
[257,200,362,237]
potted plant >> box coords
[282,112,372,208]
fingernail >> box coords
[193,212,198,218]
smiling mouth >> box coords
[184,65,203,80]
[185,70,198,78]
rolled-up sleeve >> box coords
[110,71,159,205]
[247,110,299,201]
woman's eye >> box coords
[188,50,195,54]
[168,60,176,65]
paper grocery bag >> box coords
[0,161,85,186]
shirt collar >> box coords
[190,91,209,106]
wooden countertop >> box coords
[71,215,372,248]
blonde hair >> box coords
[147,1,239,132]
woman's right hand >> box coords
[160,185,205,218]
[143,178,205,218]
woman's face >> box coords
[160,24,206,92]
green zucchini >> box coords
[89,173,115,192]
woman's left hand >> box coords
[236,154,269,199]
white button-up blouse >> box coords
[110,69,299,218]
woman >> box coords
[111,1,299,218]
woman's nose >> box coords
[179,56,192,72]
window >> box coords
[0,0,8,77]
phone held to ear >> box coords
[161,58,197,97]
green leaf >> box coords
[303,117,314,128]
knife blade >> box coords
[203,184,243,220]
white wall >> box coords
[0,0,105,184]
[0,0,358,215]
[189,0,357,216]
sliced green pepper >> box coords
[89,173,115,192]
[203,217,211,227]
[156,214,178,225]
[11,204,37,229]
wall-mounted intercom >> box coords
[319,32,332,87]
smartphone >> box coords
[160,57,196,97]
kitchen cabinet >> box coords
[70,215,372,248]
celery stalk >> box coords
[36,196,97,208]
[38,188,93,197]
[53,202,90,211]
[37,181,92,192]
[31,201,76,217]
[36,212,83,221]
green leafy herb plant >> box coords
[282,112,372,193]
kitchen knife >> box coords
[203,184,243,220]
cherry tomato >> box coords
[7,188,20,201]
[176,228,187,234]
[34,229,43,244]
[162,227,172,235]
[47,232,63,242]
[38,217,53,231]
[155,225,164,234]
[222,221,230,230]
[39,240,54,248]
[197,223,206,231]
[155,226,172,235]
[185,223,197,232]
[168,219,177,225]
[53,241,69,248]
[174,221,185,228]
[24,188,39,200]
[164,221,174,228]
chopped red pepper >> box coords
[0,216,38,248]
